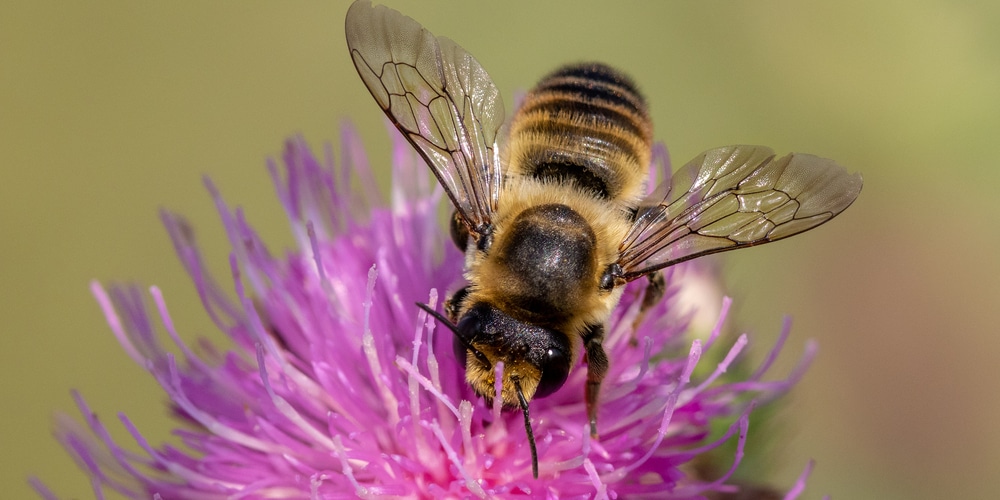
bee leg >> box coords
[582,323,608,439]
[449,210,471,252]
[444,286,470,323]
[630,271,665,343]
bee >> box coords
[345,0,862,478]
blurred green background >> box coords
[3,1,998,498]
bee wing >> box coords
[345,1,505,233]
[617,145,862,281]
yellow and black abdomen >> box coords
[507,63,654,208]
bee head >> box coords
[416,302,571,406]
[416,300,568,478]
[452,301,572,407]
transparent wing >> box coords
[345,1,505,234]
[617,145,863,281]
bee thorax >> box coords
[491,203,597,320]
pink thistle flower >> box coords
[40,126,820,499]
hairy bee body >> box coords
[345,0,862,478]
[460,64,654,400]
[507,64,653,205]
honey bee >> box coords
[345,0,862,478]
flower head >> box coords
[41,125,819,498]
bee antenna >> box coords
[513,377,540,479]
[414,302,490,366]
[416,301,452,327]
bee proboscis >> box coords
[345,0,862,478]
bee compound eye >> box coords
[534,347,570,399]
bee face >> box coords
[346,0,862,479]
[454,301,572,406]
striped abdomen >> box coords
[507,63,653,206]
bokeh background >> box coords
[3,1,998,498]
